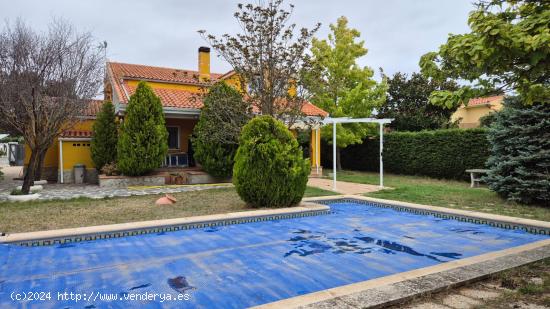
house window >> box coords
[167,126,180,149]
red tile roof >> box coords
[60,130,93,138]
[108,62,223,85]
[467,95,504,107]
[107,62,328,117]
[124,84,203,109]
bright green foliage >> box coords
[378,72,459,131]
[192,82,251,178]
[117,82,168,176]
[91,101,117,170]
[420,0,550,107]
[307,16,387,168]
[233,116,310,208]
[485,97,550,205]
[327,129,490,180]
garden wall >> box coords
[321,128,490,180]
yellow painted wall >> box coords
[61,140,94,169]
[451,101,503,128]
[199,50,210,82]
[24,119,96,168]
[223,74,244,92]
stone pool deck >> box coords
[0,166,234,201]
[307,178,383,195]
[0,182,233,201]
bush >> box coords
[100,162,119,176]
[485,98,550,205]
[91,101,118,171]
[117,81,168,176]
[323,128,490,180]
[192,82,250,178]
[233,116,310,207]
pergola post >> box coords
[379,122,383,188]
[323,117,393,191]
[332,122,337,191]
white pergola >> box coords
[322,117,393,190]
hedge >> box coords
[321,128,490,180]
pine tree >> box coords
[485,97,550,205]
[117,81,168,176]
[91,101,118,170]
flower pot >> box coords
[7,193,40,202]
[15,185,43,192]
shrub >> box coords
[100,162,119,176]
[91,101,118,171]
[485,98,550,205]
[324,128,490,180]
[117,81,168,176]
[192,82,250,178]
[233,116,310,207]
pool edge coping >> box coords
[0,201,330,245]
[253,239,550,309]
[304,195,550,232]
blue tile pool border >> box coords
[312,197,550,236]
[2,206,330,247]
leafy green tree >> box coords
[307,16,387,170]
[192,82,251,178]
[117,82,168,176]
[485,97,550,205]
[233,116,310,208]
[91,101,117,171]
[420,0,549,108]
[378,72,459,131]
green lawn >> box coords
[0,186,336,233]
[304,186,338,197]
[326,170,550,221]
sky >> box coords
[0,0,474,78]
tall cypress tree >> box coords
[117,81,168,176]
[91,101,117,170]
[485,97,550,205]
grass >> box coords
[477,259,550,308]
[0,186,336,233]
[396,258,550,308]
[326,170,550,221]
[304,186,337,197]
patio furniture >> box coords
[465,169,490,188]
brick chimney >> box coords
[198,46,210,82]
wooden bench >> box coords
[465,169,490,188]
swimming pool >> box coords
[1,199,548,308]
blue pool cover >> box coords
[0,201,547,308]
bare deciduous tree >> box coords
[0,19,103,194]
[198,0,320,127]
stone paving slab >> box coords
[0,182,233,201]
[307,177,383,195]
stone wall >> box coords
[99,175,165,188]
[61,168,98,184]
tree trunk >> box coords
[336,146,342,171]
[22,150,38,194]
[35,148,47,181]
